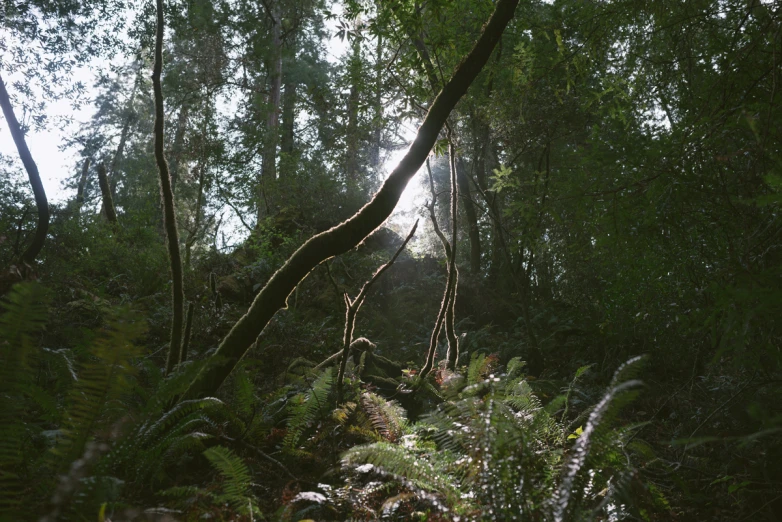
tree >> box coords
[0,74,48,268]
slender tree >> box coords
[260,0,283,219]
[0,72,49,267]
[153,0,186,375]
[75,157,91,217]
[97,163,118,225]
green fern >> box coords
[284,368,334,449]
[53,313,145,467]
[343,358,645,520]
[342,442,461,506]
[0,283,49,516]
[360,392,407,442]
[203,445,253,512]
[551,356,645,521]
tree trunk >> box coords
[346,35,361,188]
[472,117,503,282]
[75,157,91,218]
[260,0,282,219]
[153,0,186,376]
[169,103,189,191]
[97,163,118,225]
[281,79,295,157]
[371,33,383,172]
[102,64,141,216]
[456,157,481,274]
[181,0,520,400]
[280,32,297,170]
[0,73,49,266]
[185,164,205,268]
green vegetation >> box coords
[1,0,781,520]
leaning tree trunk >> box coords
[0,72,49,267]
[181,0,520,400]
[153,0,186,376]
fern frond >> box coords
[233,370,255,418]
[284,368,334,449]
[53,313,145,467]
[466,353,486,385]
[551,357,645,521]
[360,392,407,442]
[203,445,252,511]
[343,442,461,505]
[0,283,48,514]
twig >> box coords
[336,220,419,400]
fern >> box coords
[343,358,644,520]
[203,445,253,512]
[342,442,461,506]
[53,313,145,467]
[466,352,487,385]
[551,356,645,521]
[284,367,334,449]
[0,283,49,516]
[360,392,407,442]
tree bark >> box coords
[75,157,91,218]
[180,302,195,364]
[280,78,295,158]
[420,159,459,377]
[346,34,361,187]
[181,0,519,400]
[472,116,502,281]
[444,141,460,370]
[371,33,383,172]
[169,103,189,191]
[97,163,118,225]
[0,72,49,266]
[260,0,282,219]
[153,0,186,376]
[280,32,297,168]
[184,164,205,268]
[456,157,481,274]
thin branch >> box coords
[337,220,419,400]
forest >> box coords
[1,0,781,519]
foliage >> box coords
[342,356,647,520]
